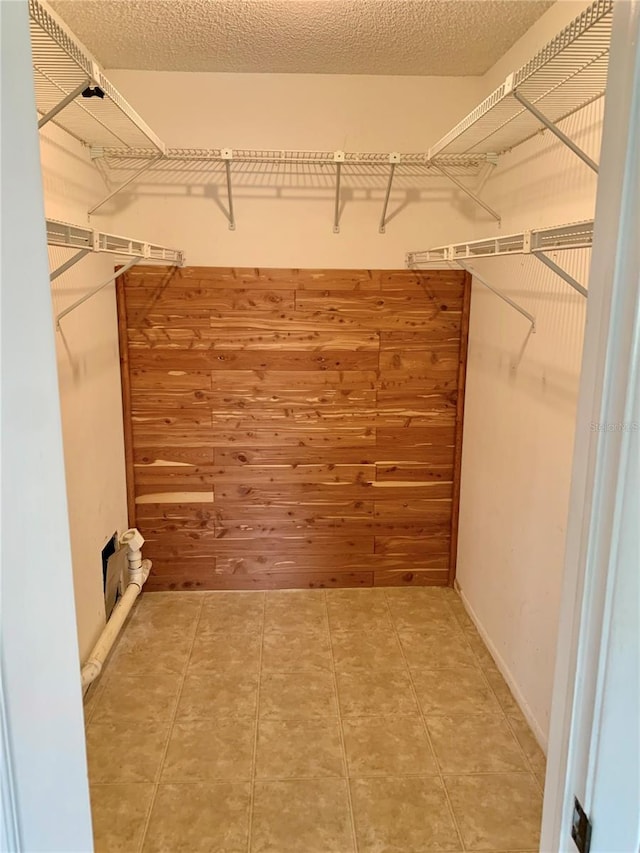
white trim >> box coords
[455,581,547,752]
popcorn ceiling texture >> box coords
[49,0,554,76]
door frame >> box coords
[541,0,640,847]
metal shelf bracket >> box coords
[379,153,401,234]
[221,148,236,231]
[435,161,501,223]
[457,259,536,332]
[511,87,599,174]
[533,251,589,297]
[56,256,141,326]
[333,151,345,234]
[50,247,91,281]
[88,155,162,215]
[37,77,91,129]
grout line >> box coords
[136,595,205,853]
[445,596,545,794]
[246,592,266,853]
[89,768,537,786]
[325,590,360,853]
[382,588,468,853]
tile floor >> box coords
[84,587,546,853]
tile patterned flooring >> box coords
[85,587,546,852]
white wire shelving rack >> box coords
[30,0,611,234]
[90,147,489,232]
[30,0,165,151]
[427,0,612,220]
[407,219,593,329]
[47,218,184,325]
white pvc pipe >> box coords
[81,530,151,689]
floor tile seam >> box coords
[93,771,534,786]
[501,714,546,795]
[169,714,259,724]
[259,668,338,676]
[137,595,206,853]
[382,589,468,853]
[247,592,267,853]
[466,657,520,724]
[325,589,360,853]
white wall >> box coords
[103,71,484,267]
[456,0,599,748]
[40,123,129,661]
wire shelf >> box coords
[407,220,594,266]
[96,147,487,171]
[46,218,184,264]
[428,0,612,159]
[30,0,165,151]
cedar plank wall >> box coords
[117,267,471,591]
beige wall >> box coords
[455,0,599,749]
[104,71,484,268]
[41,123,128,661]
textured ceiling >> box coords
[49,0,554,76]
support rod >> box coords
[37,78,91,129]
[56,256,141,325]
[49,248,91,282]
[333,162,342,234]
[379,163,397,234]
[437,164,501,222]
[534,251,589,298]
[458,261,536,331]
[88,157,161,215]
[224,160,236,231]
[512,90,599,174]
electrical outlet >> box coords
[571,797,592,853]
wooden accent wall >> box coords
[117,267,471,591]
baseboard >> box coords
[454,580,548,754]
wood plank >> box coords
[199,409,454,430]
[379,348,459,375]
[129,348,379,371]
[127,267,383,290]
[214,447,378,465]
[211,464,375,484]
[295,292,452,312]
[379,271,465,295]
[132,388,377,410]
[208,309,462,333]
[134,447,215,466]
[213,483,377,503]
[212,553,439,573]
[212,515,443,537]
[374,535,450,555]
[130,368,213,391]
[209,369,378,390]
[126,287,296,312]
[145,563,374,591]
[133,427,376,448]
[375,463,453,482]
[129,328,379,351]
[143,534,374,557]
[373,501,453,522]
